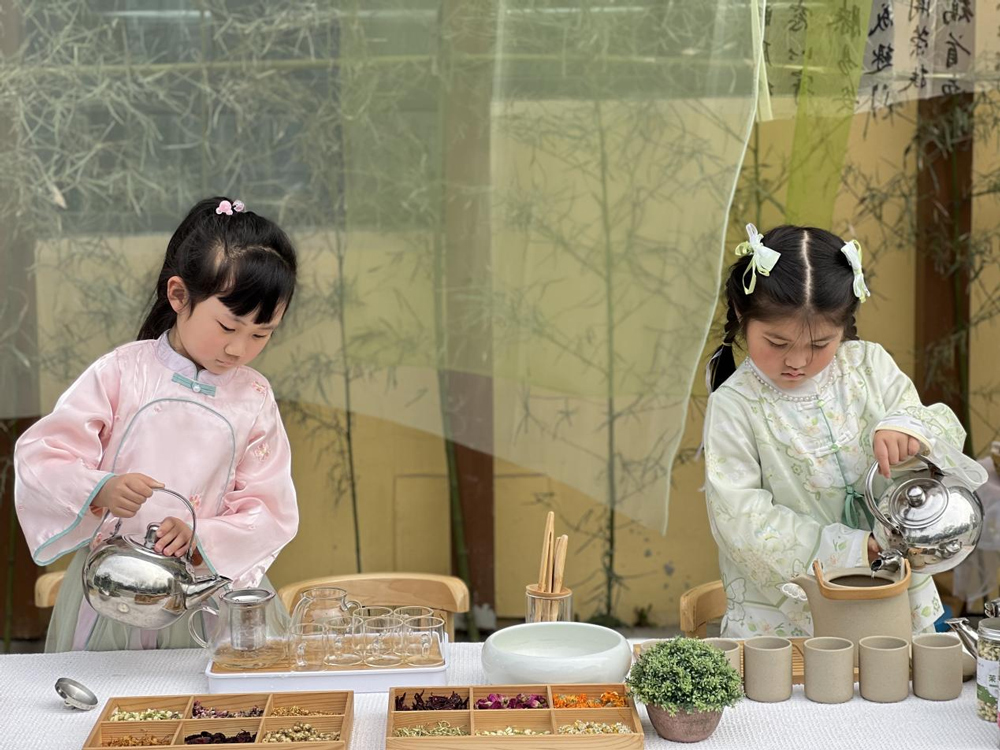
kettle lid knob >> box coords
[906,485,927,507]
[143,523,161,549]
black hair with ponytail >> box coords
[137,197,297,340]
[707,225,862,391]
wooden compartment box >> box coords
[386,684,644,749]
[81,690,354,749]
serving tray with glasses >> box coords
[204,593,450,694]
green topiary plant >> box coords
[627,638,743,716]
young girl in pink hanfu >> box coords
[15,197,299,651]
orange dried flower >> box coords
[553,691,625,709]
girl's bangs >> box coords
[214,247,296,324]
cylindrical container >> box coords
[743,636,792,702]
[225,589,272,652]
[703,638,742,676]
[803,637,855,704]
[912,633,962,701]
[977,618,1000,722]
[525,584,572,622]
[859,635,909,703]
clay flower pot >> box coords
[645,704,722,743]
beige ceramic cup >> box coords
[803,637,854,704]
[743,636,793,702]
[912,633,962,701]
[859,635,910,703]
[703,638,742,675]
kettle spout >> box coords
[870,548,904,574]
[945,617,979,658]
[183,575,232,610]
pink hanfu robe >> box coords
[14,333,298,651]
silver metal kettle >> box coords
[82,487,231,630]
[864,456,983,575]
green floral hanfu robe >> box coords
[703,340,986,638]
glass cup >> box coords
[394,606,435,620]
[289,622,326,671]
[364,615,404,668]
[356,606,393,620]
[402,615,446,666]
[324,614,364,667]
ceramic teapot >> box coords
[784,559,912,662]
[83,488,231,630]
[864,456,983,575]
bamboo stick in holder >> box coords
[529,514,571,622]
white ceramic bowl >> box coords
[481,622,633,685]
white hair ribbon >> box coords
[840,239,871,303]
[734,223,780,295]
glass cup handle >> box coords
[343,598,362,615]
[188,603,219,649]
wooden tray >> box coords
[634,637,859,685]
[209,638,445,674]
[385,684,644,749]
[206,639,448,693]
[81,690,353,749]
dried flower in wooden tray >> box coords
[393,721,469,737]
[476,727,551,736]
[109,707,182,721]
[191,699,264,718]
[553,691,626,708]
[394,690,469,711]
[260,722,339,743]
[103,736,173,747]
[557,720,635,735]
[474,692,548,709]
[184,729,256,744]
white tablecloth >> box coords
[0,645,992,749]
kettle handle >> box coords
[864,456,948,536]
[188,602,219,649]
[102,487,198,563]
[864,461,902,536]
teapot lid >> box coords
[123,523,172,556]
[223,589,273,607]
[887,477,948,529]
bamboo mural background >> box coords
[5,1,1000,648]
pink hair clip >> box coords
[216,198,246,216]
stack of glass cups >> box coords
[287,592,449,670]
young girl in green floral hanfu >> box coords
[703,224,987,639]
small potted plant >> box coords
[626,637,742,742]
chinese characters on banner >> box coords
[764,0,975,116]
